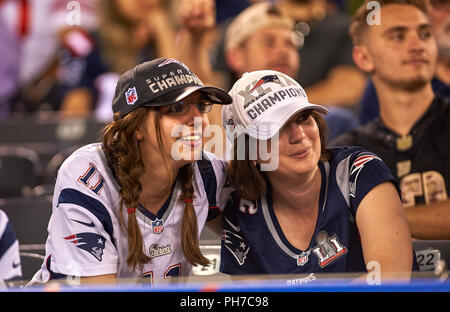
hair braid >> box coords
[102,109,151,270]
[179,165,210,267]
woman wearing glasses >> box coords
[29,58,232,285]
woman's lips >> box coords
[178,134,202,148]
[290,146,311,158]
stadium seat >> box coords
[0,114,106,188]
[40,145,81,186]
[0,196,52,247]
[19,252,45,282]
[0,114,105,145]
[413,240,450,271]
[200,225,221,244]
[0,146,42,198]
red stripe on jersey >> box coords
[18,0,30,39]
[64,234,78,243]
[354,155,376,167]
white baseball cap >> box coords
[224,2,295,52]
[223,70,328,140]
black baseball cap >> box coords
[112,57,232,117]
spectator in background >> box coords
[277,0,366,109]
[214,0,251,24]
[0,0,98,114]
[429,0,450,96]
[0,12,19,119]
[173,0,223,88]
[58,0,180,120]
[212,0,366,110]
[203,2,359,146]
[59,0,222,121]
[331,0,450,240]
[358,0,450,125]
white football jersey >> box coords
[0,209,22,282]
[30,143,230,285]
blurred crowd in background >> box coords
[0,0,448,139]
[0,0,446,136]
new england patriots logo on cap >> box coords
[158,58,189,70]
[223,217,249,265]
[125,87,138,105]
[64,233,106,262]
[250,75,281,92]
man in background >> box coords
[331,0,450,240]
[194,2,359,150]
[358,0,449,125]
[277,0,367,108]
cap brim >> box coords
[145,86,232,107]
[244,102,328,140]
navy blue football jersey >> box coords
[331,96,450,208]
[220,146,404,276]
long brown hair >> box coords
[102,107,209,270]
[227,110,330,201]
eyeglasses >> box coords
[158,100,213,116]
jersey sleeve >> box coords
[0,210,22,281]
[347,149,400,216]
[201,152,233,221]
[45,154,118,278]
[220,194,259,275]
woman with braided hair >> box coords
[29,58,232,285]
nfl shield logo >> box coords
[297,251,310,266]
[125,87,138,105]
[152,218,164,234]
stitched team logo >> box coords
[64,232,106,262]
[222,217,250,265]
[350,153,381,197]
[243,75,281,109]
[152,218,164,234]
[158,58,189,70]
[149,244,172,258]
[311,231,347,268]
[250,75,281,92]
[125,87,138,105]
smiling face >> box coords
[266,110,322,179]
[137,91,210,170]
[355,4,438,90]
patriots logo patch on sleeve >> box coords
[349,153,381,197]
[64,232,106,262]
[222,217,249,266]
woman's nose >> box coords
[286,121,306,144]
[185,104,208,130]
